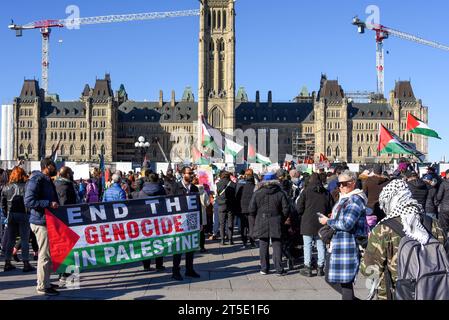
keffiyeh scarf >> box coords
[379,179,429,245]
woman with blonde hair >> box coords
[1,166,35,272]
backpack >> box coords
[384,216,449,300]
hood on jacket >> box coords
[54,177,73,186]
[407,179,427,190]
[141,182,164,196]
[257,180,282,194]
[339,188,368,205]
[368,175,389,186]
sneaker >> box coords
[260,270,269,275]
[317,266,325,277]
[50,283,61,289]
[185,271,200,278]
[300,266,313,277]
[171,273,183,281]
[37,287,59,296]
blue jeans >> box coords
[303,235,325,267]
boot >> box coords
[23,261,35,273]
[317,266,325,277]
[4,260,16,272]
[299,265,313,277]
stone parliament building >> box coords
[12,0,429,164]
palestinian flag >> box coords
[247,144,256,162]
[378,125,425,161]
[191,145,209,165]
[224,138,243,157]
[199,116,224,155]
[256,153,272,166]
[407,113,441,139]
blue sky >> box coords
[1,0,448,161]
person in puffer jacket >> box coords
[102,174,126,202]
[249,172,290,276]
[24,158,60,296]
[137,173,166,272]
[85,179,99,203]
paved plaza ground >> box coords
[0,237,370,300]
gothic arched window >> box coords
[19,144,24,155]
[70,145,74,155]
[92,145,97,155]
[27,144,32,155]
[367,147,372,157]
[327,146,332,157]
[210,106,223,130]
[358,147,363,158]
[335,146,340,158]
[81,145,86,156]
[100,145,105,155]
[60,145,65,155]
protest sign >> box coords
[155,162,170,175]
[45,194,201,273]
[73,164,90,180]
[115,162,133,174]
[249,163,263,174]
[197,165,215,192]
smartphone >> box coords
[316,212,326,218]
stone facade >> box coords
[12,0,429,164]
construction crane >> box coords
[8,9,200,95]
[352,16,449,96]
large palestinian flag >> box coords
[378,124,425,161]
[200,115,224,153]
[406,113,441,139]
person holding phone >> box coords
[318,170,368,300]
[296,173,334,277]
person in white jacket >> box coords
[193,177,210,253]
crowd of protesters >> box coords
[1,157,449,299]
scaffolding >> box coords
[292,130,315,161]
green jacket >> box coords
[361,216,446,300]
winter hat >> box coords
[263,172,277,181]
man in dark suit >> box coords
[170,166,201,281]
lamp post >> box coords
[134,136,151,168]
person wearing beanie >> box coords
[249,171,290,276]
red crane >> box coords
[8,9,200,95]
[352,16,449,96]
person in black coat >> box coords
[296,173,335,277]
[235,169,256,247]
[437,170,449,234]
[1,166,35,272]
[54,167,79,206]
[405,171,428,209]
[216,171,237,245]
[423,174,439,220]
[169,166,200,281]
[54,166,80,287]
[249,172,290,275]
[136,173,166,272]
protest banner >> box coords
[249,163,263,175]
[45,194,201,273]
[115,162,133,173]
[155,162,170,174]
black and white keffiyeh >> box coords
[379,179,429,245]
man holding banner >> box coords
[169,166,201,281]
